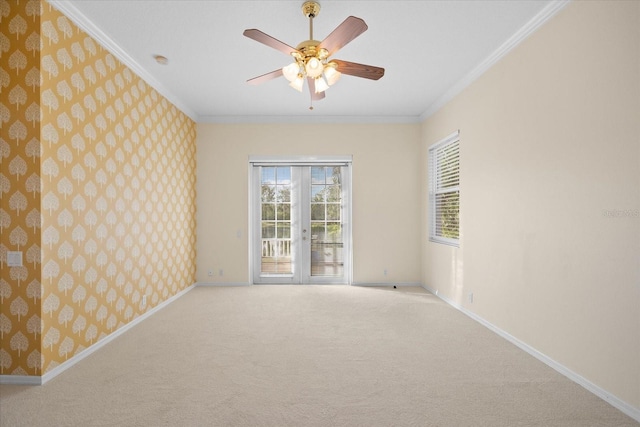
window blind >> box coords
[429,131,460,246]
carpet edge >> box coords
[0,283,197,386]
[420,284,640,423]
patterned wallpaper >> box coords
[1,0,197,376]
[1,0,43,376]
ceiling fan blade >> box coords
[247,69,284,85]
[243,29,297,56]
[332,59,385,80]
[307,78,326,101]
[318,16,368,56]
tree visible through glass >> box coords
[261,167,292,274]
[310,167,343,277]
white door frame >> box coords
[249,155,352,285]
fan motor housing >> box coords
[294,40,328,59]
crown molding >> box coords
[48,0,199,122]
[420,0,571,122]
[198,114,422,124]
[49,0,570,126]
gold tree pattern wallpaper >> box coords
[1,0,43,376]
[1,0,197,377]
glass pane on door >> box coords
[253,161,350,284]
[309,167,343,277]
[260,167,292,275]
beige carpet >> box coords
[0,285,637,426]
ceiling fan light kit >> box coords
[243,1,384,107]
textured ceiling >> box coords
[51,1,568,123]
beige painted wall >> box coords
[421,0,639,410]
[197,123,422,285]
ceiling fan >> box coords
[243,1,385,109]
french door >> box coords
[251,159,351,284]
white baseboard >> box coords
[195,282,252,287]
[421,284,640,423]
[352,282,422,287]
[0,375,43,385]
[196,282,426,287]
[0,283,196,386]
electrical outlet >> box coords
[7,251,23,267]
[468,292,474,303]
[219,269,224,277]
[142,295,147,307]
[383,268,387,276]
[208,270,213,276]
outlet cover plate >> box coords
[7,251,23,267]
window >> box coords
[428,131,460,246]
